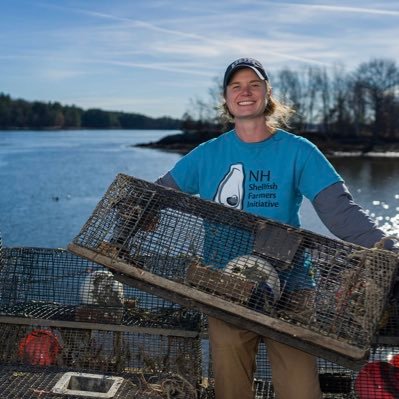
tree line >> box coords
[0,94,181,130]
[2,58,399,141]
[182,58,399,144]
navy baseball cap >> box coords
[223,58,269,91]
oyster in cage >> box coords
[336,270,384,335]
[80,270,124,307]
[279,288,317,325]
[111,195,159,237]
[108,199,160,257]
[225,255,281,312]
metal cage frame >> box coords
[68,173,399,369]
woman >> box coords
[156,57,395,399]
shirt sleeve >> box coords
[155,172,181,191]
[168,145,203,195]
[312,181,395,249]
[297,145,342,201]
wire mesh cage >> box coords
[0,247,203,398]
[0,366,135,399]
[203,341,399,398]
[0,323,202,397]
[68,173,399,369]
[0,247,200,331]
[376,282,399,339]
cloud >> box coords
[64,95,168,108]
[278,2,399,16]
[99,60,215,77]
[38,4,331,68]
[28,2,394,77]
[7,2,399,75]
[152,43,221,58]
[41,68,89,80]
[3,0,399,117]
[60,94,189,117]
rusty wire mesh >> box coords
[0,247,200,330]
[0,247,203,398]
[0,364,201,399]
[201,340,399,398]
[211,345,399,399]
[68,173,399,368]
[0,322,201,385]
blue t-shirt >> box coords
[170,129,342,290]
[171,129,341,226]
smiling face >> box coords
[224,68,268,121]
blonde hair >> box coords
[219,82,294,131]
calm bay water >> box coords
[0,129,398,248]
[0,130,181,247]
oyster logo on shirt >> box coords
[214,163,244,209]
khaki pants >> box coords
[208,317,322,399]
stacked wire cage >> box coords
[68,173,399,371]
[235,342,399,398]
[200,340,390,398]
[0,247,203,399]
[242,270,399,398]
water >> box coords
[330,156,399,236]
[0,130,181,247]
[0,130,398,248]
[301,156,399,238]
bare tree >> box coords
[275,68,305,130]
[301,65,322,131]
[329,65,353,137]
[318,68,332,134]
[181,58,399,142]
[276,66,331,133]
[382,92,399,139]
[347,79,368,137]
[352,58,399,141]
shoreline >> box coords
[135,131,399,157]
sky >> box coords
[1,0,399,119]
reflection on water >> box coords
[0,130,398,247]
[330,156,399,237]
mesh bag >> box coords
[68,173,399,369]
